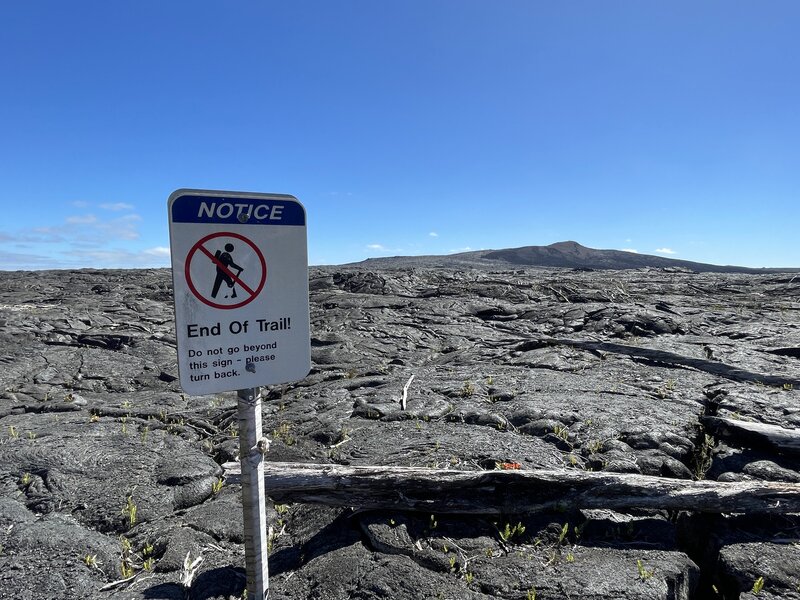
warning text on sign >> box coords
[187,340,281,382]
[182,316,293,383]
[186,316,291,338]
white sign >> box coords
[168,189,311,394]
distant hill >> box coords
[345,241,798,273]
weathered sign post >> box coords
[168,189,310,600]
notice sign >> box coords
[168,189,311,394]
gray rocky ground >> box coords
[0,266,799,600]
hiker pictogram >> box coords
[211,243,244,299]
[184,232,267,310]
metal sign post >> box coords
[238,387,269,600]
[168,189,310,600]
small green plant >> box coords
[526,587,537,600]
[8,425,18,439]
[465,571,474,584]
[498,521,526,543]
[694,434,715,480]
[587,439,603,454]
[460,381,475,397]
[275,503,290,515]
[143,541,154,557]
[26,431,36,440]
[119,536,135,579]
[211,478,224,494]
[272,423,295,446]
[429,514,438,530]
[83,554,98,568]
[143,557,155,571]
[783,383,794,391]
[637,559,654,581]
[486,375,494,385]
[121,495,137,528]
[752,576,765,595]
[553,424,570,442]
[557,522,569,545]
[574,524,584,541]
[140,426,149,443]
[120,561,135,578]
[448,555,457,571]
[566,551,575,563]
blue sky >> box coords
[1,2,798,270]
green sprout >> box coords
[498,521,526,543]
[637,559,654,581]
[121,495,137,528]
[753,576,765,595]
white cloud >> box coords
[97,214,142,240]
[366,244,387,251]
[655,248,677,255]
[144,246,171,257]
[429,231,439,237]
[100,202,135,211]
[621,248,639,253]
[0,209,149,270]
[72,200,90,208]
[449,246,473,253]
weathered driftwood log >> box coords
[222,461,800,514]
[702,416,800,456]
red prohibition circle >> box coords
[185,231,267,309]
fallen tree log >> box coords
[222,461,800,514]
[702,416,800,456]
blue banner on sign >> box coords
[171,194,306,226]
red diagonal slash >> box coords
[198,244,257,297]
[184,231,267,310]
